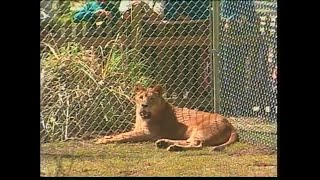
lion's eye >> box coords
[139,96,143,99]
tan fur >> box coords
[96,85,238,151]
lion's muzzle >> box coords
[140,110,152,119]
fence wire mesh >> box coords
[41,0,277,150]
[219,0,277,148]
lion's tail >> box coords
[212,126,238,151]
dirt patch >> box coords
[118,170,138,177]
[228,146,277,156]
[251,161,276,167]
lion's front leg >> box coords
[95,130,154,144]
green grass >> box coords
[41,141,277,177]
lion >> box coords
[95,85,238,151]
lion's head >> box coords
[134,85,165,121]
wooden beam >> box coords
[42,37,122,48]
[140,36,210,47]
[42,35,210,48]
[143,19,210,25]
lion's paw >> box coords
[95,136,113,144]
[167,145,183,152]
[155,139,171,149]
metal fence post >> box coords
[211,0,221,113]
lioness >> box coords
[96,85,238,151]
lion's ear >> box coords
[135,84,145,93]
[152,85,163,95]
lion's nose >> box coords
[142,104,148,108]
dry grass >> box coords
[41,141,277,177]
[41,43,155,142]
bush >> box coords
[40,42,156,142]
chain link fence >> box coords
[219,0,277,148]
[40,0,277,149]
